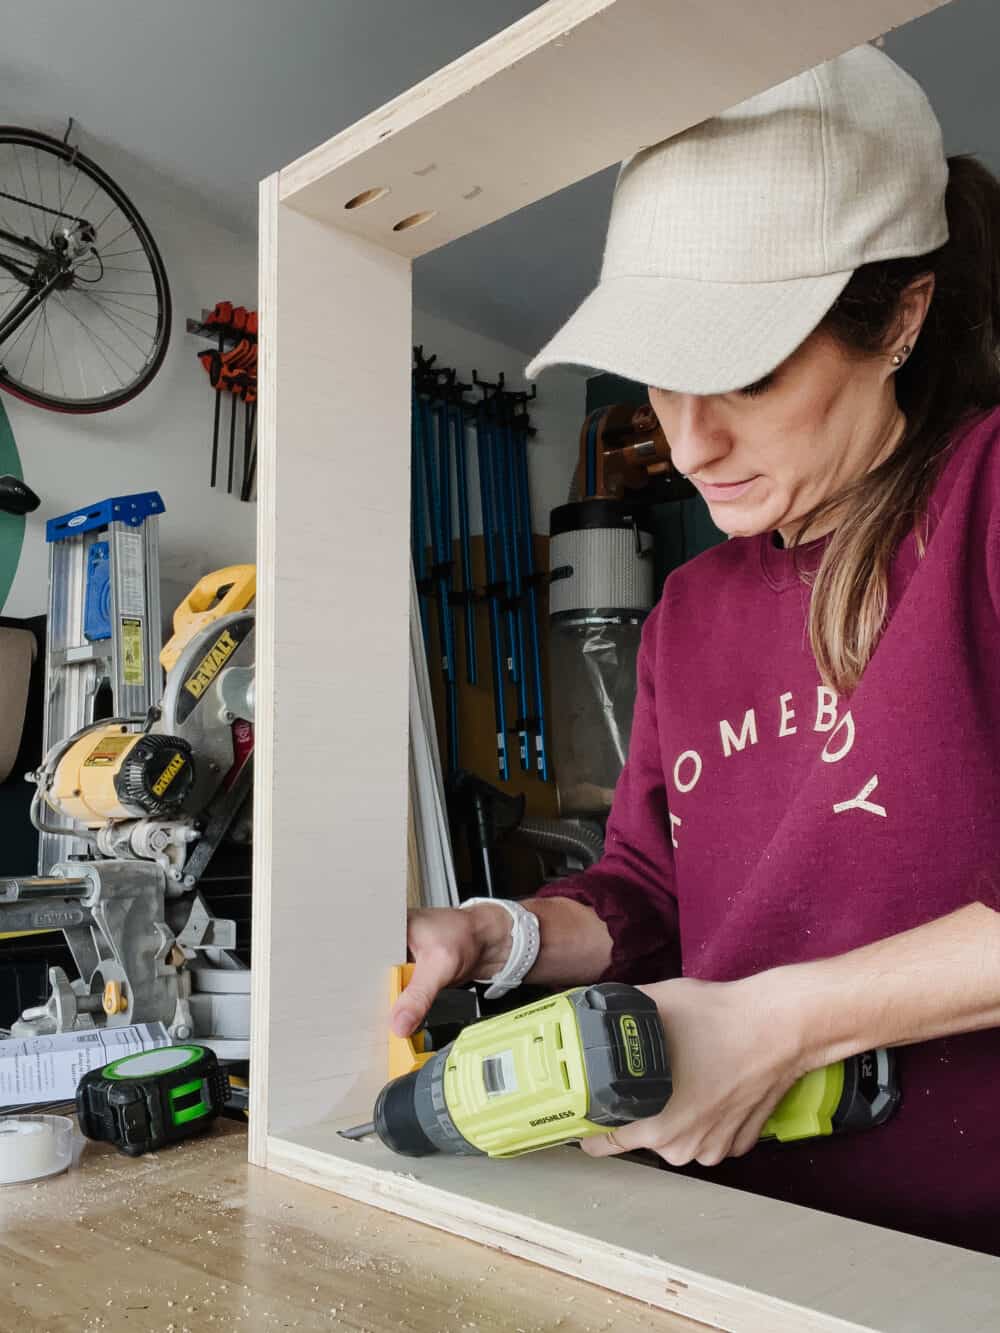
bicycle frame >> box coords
[0,226,65,349]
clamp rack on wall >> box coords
[186,303,258,502]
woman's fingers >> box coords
[581,1089,789,1166]
[389,948,457,1037]
[580,1114,670,1158]
[729,1094,789,1158]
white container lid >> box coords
[0,1114,74,1184]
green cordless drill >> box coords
[341,982,899,1158]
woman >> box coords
[394,44,1000,1255]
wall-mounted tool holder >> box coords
[186,303,258,502]
[411,349,547,788]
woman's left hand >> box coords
[581,973,807,1167]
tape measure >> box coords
[76,1044,229,1156]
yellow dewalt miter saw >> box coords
[2,566,256,1054]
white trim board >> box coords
[266,1121,1000,1333]
[278,0,950,259]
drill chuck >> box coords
[374,1043,487,1157]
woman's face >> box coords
[647,328,903,542]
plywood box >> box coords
[251,3,1000,1328]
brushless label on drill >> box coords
[482,1050,517,1098]
[84,733,134,767]
[120,616,144,687]
[175,617,252,723]
[619,1016,646,1077]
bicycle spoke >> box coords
[98,220,139,252]
[52,291,129,386]
[58,160,81,219]
[56,152,67,216]
[0,208,22,244]
[13,148,42,246]
[87,292,159,321]
[53,290,139,377]
[84,287,157,297]
[33,150,45,226]
[20,300,43,381]
[51,153,85,226]
[76,290,154,355]
[93,199,122,233]
[73,176,101,224]
[44,307,69,400]
[0,301,42,360]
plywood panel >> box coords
[252,181,413,1150]
[279,0,949,258]
[269,1121,1000,1333]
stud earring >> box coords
[891,343,912,368]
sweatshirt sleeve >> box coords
[534,601,681,983]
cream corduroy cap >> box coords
[525,44,948,394]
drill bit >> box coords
[339,1121,376,1141]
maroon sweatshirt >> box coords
[538,406,1000,1255]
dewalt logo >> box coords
[184,630,238,700]
[152,753,186,798]
[619,1015,646,1078]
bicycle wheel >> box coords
[0,127,171,414]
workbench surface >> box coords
[1,1118,701,1333]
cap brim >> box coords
[525,270,853,395]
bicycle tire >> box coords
[0,126,171,414]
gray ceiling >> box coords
[2,0,996,356]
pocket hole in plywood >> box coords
[344,187,390,211]
[393,210,437,232]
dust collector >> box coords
[548,498,655,818]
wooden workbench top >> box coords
[0,1118,701,1333]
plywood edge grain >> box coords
[277,0,615,200]
[249,171,280,1167]
[276,0,951,258]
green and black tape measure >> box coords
[76,1044,229,1156]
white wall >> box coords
[2,136,259,623]
[1,134,585,625]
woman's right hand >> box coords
[390,903,515,1037]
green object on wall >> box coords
[0,399,24,612]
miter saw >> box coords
[1,566,255,1057]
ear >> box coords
[894,273,936,353]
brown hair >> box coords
[797,155,1000,692]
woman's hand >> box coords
[582,973,807,1167]
[391,897,614,1040]
[390,905,514,1038]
